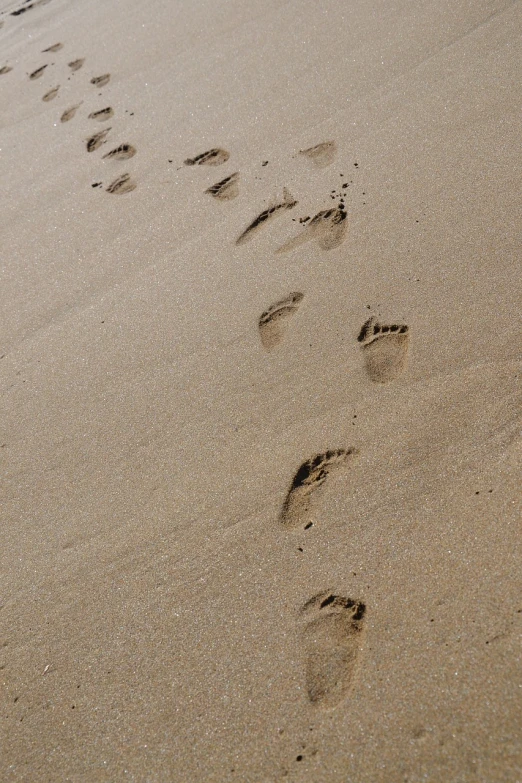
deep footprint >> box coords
[299,141,337,168]
[106,173,136,194]
[357,316,410,383]
[103,144,136,160]
[277,206,347,253]
[88,107,113,121]
[86,127,111,152]
[280,449,358,529]
[91,74,110,87]
[205,172,239,201]
[299,592,366,709]
[184,148,229,166]
[29,64,48,80]
[236,188,297,245]
[259,292,304,351]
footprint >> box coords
[184,148,229,166]
[60,103,82,123]
[277,206,347,253]
[68,58,85,72]
[42,43,62,52]
[205,172,239,201]
[299,141,337,168]
[42,85,59,101]
[106,173,136,195]
[259,292,304,351]
[103,144,136,160]
[236,188,297,245]
[88,107,114,121]
[299,592,366,709]
[86,127,111,152]
[90,74,110,87]
[357,316,410,383]
[279,449,358,529]
[0,66,13,76]
[29,64,48,80]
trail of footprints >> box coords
[0,8,411,713]
[0,21,135,194]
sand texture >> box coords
[1,0,521,780]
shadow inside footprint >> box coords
[68,58,85,72]
[91,74,110,87]
[280,449,358,529]
[42,43,62,52]
[86,127,111,152]
[184,148,229,166]
[42,85,59,102]
[103,144,136,160]
[357,316,410,383]
[106,173,136,195]
[236,188,297,245]
[299,592,366,709]
[277,206,347,254]
[205,172,239,201]
[259,292,304,351]
[88,107,114,121]
[29,64,48,80]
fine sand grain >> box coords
[1,0,521,780]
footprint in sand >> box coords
[276,206,347,254]
[106,173,136,195]
[68,58,85,72]
[299,592,366,709]
[259,292,304,351]
[61,103,82,123]
[103,144,136,160]
[42,43,62,53]
[299,141,337,169]
[42,85,59,101]
[357,316,410,383]
[29,64,48,80]
[0,66,13,76]
[205,172,239,201]
[88,106,113,121]
[279,449,358,529]
[184,148,230,166]
[236,188,297,245]
[90,74,110,87]
[86,128,111,152]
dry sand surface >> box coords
[1,0,521,780]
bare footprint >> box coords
[29,64,48,80]
[259,292,304,351]
[357,316,410,383]
[86,128,111,152]
[205,172,239,201]
[299,141,337,168]
[42,85,59,101]
[276,206,347,254]
[299,592,366,709]
[42,43,62,52]
[88,107,113,121]
[106,173,136,195]
[236,188,297,245]
[0,66,13,76]
[68,58,85,72]
[103,144,136,160]
[61,103,82,123]
[279,449,358,529]
[184,148,229,166]
[90,74,110,87]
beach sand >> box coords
[1,0,521,780]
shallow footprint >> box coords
[88,106,113,121]
[68,58,85,72]
[276,206,347,254]
[86,127,111,152]
[0,66,13,76]
[91,74,110,87]
[299,592,366,709]
[259,292,304,351]
[42,43,62,52]
[29,64,48,80]
[236,188,297,245]
[184,148,229,166]
[280,449,358,529]
[61,103,82,123]
[299,141,337,168]
[106,173,136,194]
[103,143,136,160]
[42,85,59,102]
[357,316,410,383]
[205,172,239,201]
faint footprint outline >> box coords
[357,316,410,383]
[299,591,366,709]
[259,292,304,351]
[279,449,359,529]
[42,85,59,101]
[276,206,347,254]
[236,188,297,245]
[299,141,337,168]
[90,74,110,87]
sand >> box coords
[1,0,521,780]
